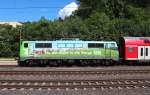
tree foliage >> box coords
[0,0,149,57]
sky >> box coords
[0,0,78,22]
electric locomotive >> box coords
[18,38,118,66]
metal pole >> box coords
[20,29,21,43]
[18,28,22,61]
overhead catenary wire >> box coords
[0,7,91,10]
[0,0,92,10]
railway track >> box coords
[0,79,150,90]
[0,70,150,75]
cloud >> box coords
[58,2,78,19]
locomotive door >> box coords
[28,42,34,56]
[138,46,150,60]
[138,46,145,60]
[145,46,150,60]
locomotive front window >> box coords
[128,47,134,52]
[105,43,116,49]
[35,43,52,48]
[24,43,28,48]
[88,43,104,48]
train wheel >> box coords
[26,60,32,67]
[18,61,25,66]
[38,60,44,67]
[66,60,74,67]
[109,60,115,66]
[105,60,110,66]
[48,60,58,67]
[19,60,29,67]
[91,60,98,66]
[98,60,105,66]
[79,60,86,66]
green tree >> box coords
[85,12,110,40]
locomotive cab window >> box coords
[128,47,134,52]
[24,43,28,48]
[105,43,116,49]
[88,43,104,48]
[35,43,52,48]
[111,43,115,48]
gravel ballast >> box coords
[0,88,150,95]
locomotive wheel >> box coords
[19,60,29,67]
[18,61,26,66]
[78,60,86,66]
[90,60,98,66]
[109,60,115,66]
[105,60,110,66]
[48,60,58,67]
[37,60,45,67]
[66,60,74,67]
[25,60,32,67]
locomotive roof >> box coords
[22,40,116,43]
[123,37,150,40]
[22,39,116,43]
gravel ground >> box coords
[0,88,150,95]
[0,74,150,81]
[0,66,150,81]
[0,62,150,95]
[0,66,150,71]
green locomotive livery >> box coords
[19,39,119,66]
